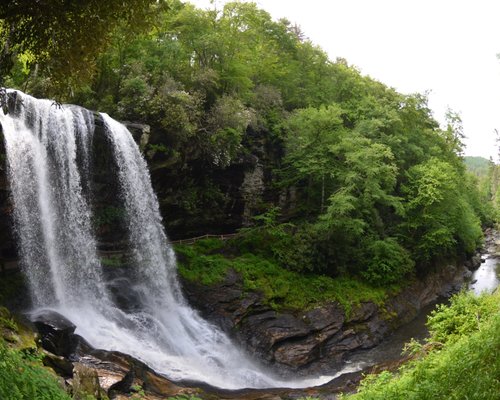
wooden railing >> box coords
[170,233,238,245]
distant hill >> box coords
[464,156,492,177]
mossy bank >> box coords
[176,237,473,374]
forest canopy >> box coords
[0,0,164,91]
[1,0,496,286]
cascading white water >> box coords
[1,93,109,310]
[0,90,343,389]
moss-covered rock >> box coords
[0,306,36,350]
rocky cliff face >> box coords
[182,263,470,375]
[145,125,283,239]
[0,93,280,259]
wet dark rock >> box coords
[74,348,199,399]
[32,310,78,357]
[42,349,74,377]
[246,312,310,349]
[181,261,471,375]
[470,254,482,270]
[123,122,150,152]
[346,303,377,323]
[305,304,345,330]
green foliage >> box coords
[167,395,202,400]
[0,314,17,332]
[177,252,229,286]
[362,238,414,285]
[100,255,126,268]
[175,238,228,285]
[93,206,125,228]
[131,383,146,399]
[401,158,482,263]
[236,209,322,273]
[0,0,162,92]
[463,172,496,227]
[0,341,70,400]
[427,290,499,344]
[0,272,26,305]
[343,290,500,400]
[176,238,390,314]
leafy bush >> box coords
[401,159,483,264]
[235,222,320,273]
[343,290,500,399]
[427,290,498,344]
[362,238,414,285]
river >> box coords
[340,230,500,372]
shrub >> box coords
[362,238,414,285]
[343,290,500,399]
[427,290,498,344]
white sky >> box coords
[189,0,500,160]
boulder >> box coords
[32,310,77,357]
[470,254,482,270]
[42,349,74,377]
[72,363,106,400]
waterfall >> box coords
[1,93,108,310]
[0,91,335,389]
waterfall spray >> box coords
[0,91,337,389]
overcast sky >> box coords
[189,0,500,160]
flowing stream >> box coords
[469,232,500,295]
[3,91,498,390]
[0,91,346,389]
[342,232,500,371]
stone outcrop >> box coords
[0,91,281,258]
[31,310,365,399]
[72,363,106,400]
[32,310,79,357]
[182,263,470,375]
[241,159,265,226]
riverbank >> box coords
[343,288,500,399]
[1,231,496,399]
[0,259,488,400]
[176,232,487,378]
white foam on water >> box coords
[1,91,351,389]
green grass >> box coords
[342,289,500,400]
[175,238,392,314]
[0,309,70,400]
[0,342,71,400]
